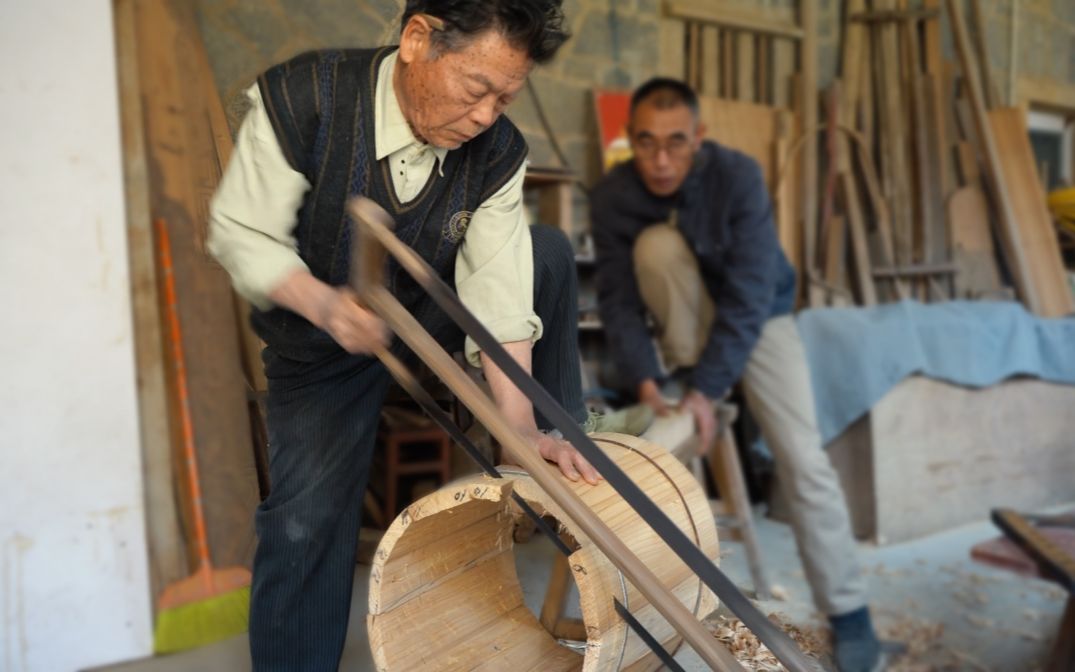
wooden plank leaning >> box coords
[346,197,821,672]
[946,0,1039,312]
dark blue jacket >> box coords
[591,140,796,399]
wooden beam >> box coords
[947,0,1039,311]
[774,109,801,271]
[823,214,848,289]
[839,171,879,305]
[920,75,951,277]
[686,22,701,91]
[134,0,260,570]
[757,35,771,105]
[955,140,981,186]
[910,68,935,265]
[968,0,999,109]
[721,30,734,99]
[871,263,958,278]
[923,0,954,201]
[800,0,820,291]
[771,38,795,107]
[658,19,686,78]
[736,32,755,101]
[875,0,913,269]
[701,25,719,96]
[852,117,908,299]
[665,0,804,41]
[113,0,187,607]
[949,186,1004,298]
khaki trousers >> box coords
[633,224,867,615]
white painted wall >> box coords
[0,2,153,670]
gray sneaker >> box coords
[580,404,655,437]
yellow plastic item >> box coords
[1048,186,1075,235]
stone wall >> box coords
[975,0,1075,103]
[195,0,664,180]
[196,0,1075,233]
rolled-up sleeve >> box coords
[456,160,543,367]
[207,85,311,310]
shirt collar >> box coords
[375,50,448,173]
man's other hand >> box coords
[679,389,717,456]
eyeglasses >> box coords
[631,136,693,160]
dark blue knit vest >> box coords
[251,47,528,362]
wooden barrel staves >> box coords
[367,432,720,671]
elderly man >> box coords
[208,2,650,668]
[590,77,891,672]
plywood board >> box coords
[698,96,778,190]
[134,0,259,569]
[114,0,186,601]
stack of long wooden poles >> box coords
[810,0,1073,317]
[665,0,815,291]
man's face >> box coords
[629,100,703,197]
[397,17,531,149]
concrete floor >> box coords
[95,505,1069,672]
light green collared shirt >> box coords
[208,51,541,366]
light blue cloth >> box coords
[796,300,1075,444]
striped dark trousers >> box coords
[249,224,586,670]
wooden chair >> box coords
[704,401,772,601]
[376,419,453,521]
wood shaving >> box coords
[703,612,826,671]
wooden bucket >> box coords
[367,432,719,671]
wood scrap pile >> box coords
[808,0,1074,316]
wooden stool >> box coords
[701,402,772,600]
[658,404,773,600]
[376,424,453,521]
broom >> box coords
[152,218,252,653]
